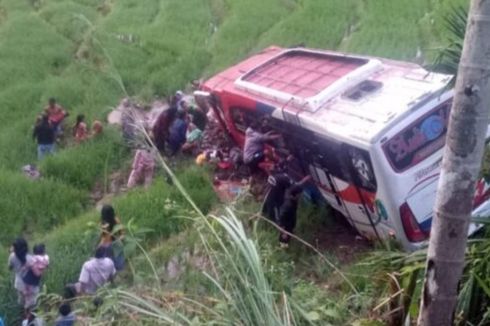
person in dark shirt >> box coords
[168,110,187,155]
[278,185,303,248]
[152,97,178,153]
[262,162,311,223]
[262,171,292,223]
[33,115,56,160]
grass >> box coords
[0,169,86,244]
[40,128,128,189]
[114,165,216,241]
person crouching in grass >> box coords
[72,114,88,143]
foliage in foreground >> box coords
[362,225,490,326]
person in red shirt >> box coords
[44,98,68,136]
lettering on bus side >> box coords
[383,100,451,172]
[414,158,442,182]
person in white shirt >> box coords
[8,238,31,309]
[243,121,280,174]
[75,246,116,295]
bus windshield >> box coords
[383,100,451,172]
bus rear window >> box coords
[383,100,451,172]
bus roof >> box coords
[202,46,452,146]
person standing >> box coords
[22,244,49,311]
[262,169,293,223]
[99,205,125,271]
[44,98,68,136]
[127,143,155,189]
[278,185,303,248]
[262,162,311,223]
[168,110,187,155]
[8,238,30,309]
[152,97,178,153]
[33,115,56,160]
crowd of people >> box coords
[121,91,209,190]
[7,204,123,325]
[32,98,103,161]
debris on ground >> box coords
[212,179,248,203]
[22,164,41,180]
[106,93,266,200]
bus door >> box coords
[341,144,381,240]
[305,138,353,223]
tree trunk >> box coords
[418,1,490,325]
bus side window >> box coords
[344,145,377,192]
[314,138,352,183]
[230,107,248,133]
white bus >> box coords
[198,46,490,250]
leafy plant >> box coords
[430,6,468,84]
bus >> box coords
[195,46,490,250]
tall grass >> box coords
[0,170,86,244]
[205,0,293,74]
[114,165,216,241]
[256,0,358,50]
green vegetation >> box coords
[0,170,85,243]
[40,128,128,189]
[0,0,469,324]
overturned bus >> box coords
[195,46,490,250]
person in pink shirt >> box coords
[23,244,49,309]
[72,114,88,143]
[127,141,156,189]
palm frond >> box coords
[429,6,468,86]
